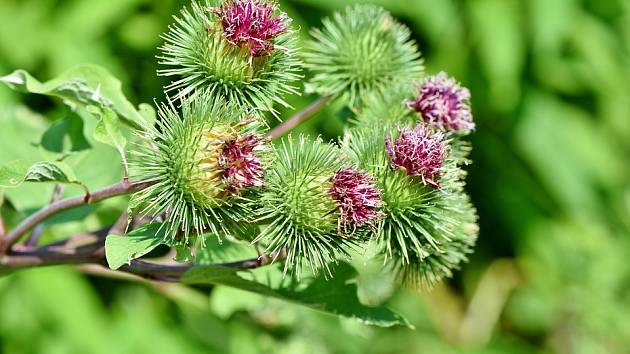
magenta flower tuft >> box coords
[329,168,384,227]
[405,72,474,133]
[211,0,290,57]
[220,134,265,193]
[386,125,448,188]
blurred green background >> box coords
[1,0,630,353]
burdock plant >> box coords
[0,0,479,326]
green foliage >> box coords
[304,4,424,107]
[0,65,150,129]
[0,105,53,210]
[158,0,302,115]
[182,262,410,327]
[0,161,29,189]
[40,113,92,157]
[88,106,129,173]
[0,160,88,194]
[106,223,167,270]
[23,161,84,188]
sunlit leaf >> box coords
[0,65,149,129]
[88,106,128,174]
[183,262,411,328]
[105,223,166,270]
[0,160,29,188]
[40,113,91,156]
[1,160,88,194]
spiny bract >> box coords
[158,0,302,115]
[343,125,478,287]
[130,95,270,245]
[253,136,360,278]
[304,4,424,108]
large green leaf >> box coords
[105,223,166,270]
[40,113,92,157]
[0,105,51,210]
[0,65,148,129]
[0,160,87,194]
[88,106,128,173]
[195,235,258,265]
[0,160,29,188]
[182,262,411,328]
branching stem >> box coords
[267,95,332,140]
[0,180,154,253]
[0,230,286,281]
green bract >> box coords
[158,0,302,115]
[343,126,479,287]
[253,136,352,277]
[130,95,270,245]
[350,83,417,127]
[304,5,424,108]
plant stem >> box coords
[25,184,65,247]
[0,231,287,281]
[1,180,154,253]
[267,95,332,140]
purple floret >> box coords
[329,168,384,227]
[405,72,474,133]
[212,0,290,57]
[386,125,448,188]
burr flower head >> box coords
[329,168,384,227]
[303,4,424,107]
[130,96,269,244]
[406,72,474,133]
[220,134,265,193]
[212,0,290,57]
[188,125,267,201]
[253,136,355,278]
[158,1,301,115]
[386,125,448,188]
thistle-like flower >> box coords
[304,5,424,108]
[253,136,354,277]
[158,0,301,114]
[220,134,265,193]
[386,125,448,188]
[212,0,290,57]
[130,95,270,244]
[344,126,478,288]
[329,168,384,228]
[405,72,474,133]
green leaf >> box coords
[40,113,91,156]
[0,160,29,188]
[88,106,128,174]
[0,65,148,129]
[24,161,78,184]
[0,105,51,210]
[195,235,258,265]
[138,103,157,128]
[0,161,87,193]
[105,223,166,270]
[182,262,411,327]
